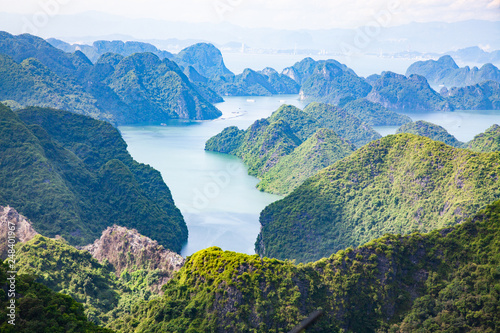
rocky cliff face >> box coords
[0,206,38,259]
[82,225,184,292]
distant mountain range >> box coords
[393,46,500,64]
[1,12,499,54]
[0,32,222,124]
[406,55,500,87]
[42,34,500,113]
[47,38,174,63]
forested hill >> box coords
[0,104,187,251]
[111,198,500,332]
[0,32,222,124]
[205,103,376,195]
[396,120,464,148]
[257,133,500,262]
[467,124,500,152]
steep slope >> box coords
[0,32,222,123]
[100,52,222,122]
[48,38,174,63]
[206,104,374,194]
[259,67,301,94]
[182,65,224,103]
[15,232,184,326]
[0,54,106,120]
[440,80,500,110]
[367,71,453,111]
[111,200,500,332]
[406,55,500,87]
[300,61,372,104]
[0,259,112,332]
[206,105,306,179]
[209,67,300,96]
[0,31,92,82]
[82,225,184,294]
[257,134,500,262]
[303,102,381,147]
[467,124,500,152]
[174,42,233,79]
[0,206,183,328]
[16,235,122,325]
[0,205,38,259]
[342,98,412,126]
[396,120,464,148]
[282,57,357,86]
[0,105,187,250]
[281,57,321,85]
[256,128,356,195]
[234,119,303,177]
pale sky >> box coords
[1,0,499,30]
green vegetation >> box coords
[174,42,233,80]
[206,103,376,194]
[303,102,382,147]
[0,54,104,119]
[300,61,372,104]
[0,31,92,83]
[16,235,121,325]
[0,104,187,250]
[209,68,300,96]
[13,234,175,328]
[257,133,500,262]
[110,199,500,332]
[0,32,221,124]
[342,98,412,126]
[257,128,356,195]
[281,57,321,85]
[0,259,112,332]
[367,71,453,111]
[442,80,500,110]
[467,124,500,152]
[396,120,464,148]
[182,65,224,103]
[48,38,174,63]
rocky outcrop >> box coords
[406,55,500,87]
[367,71,454,111]
[82,225,184,292]
[0,206,38,259]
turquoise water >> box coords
[373,110,500,142]
[119,95,307,256]
[120,95,499,257]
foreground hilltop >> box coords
[3,197,499,332]
[257,133,500,262]
[111,198,500,332]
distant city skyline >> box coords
[0,0,498,30]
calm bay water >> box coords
[373,110,500,142]
[120,95,307,256]
[120,95,499,257]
